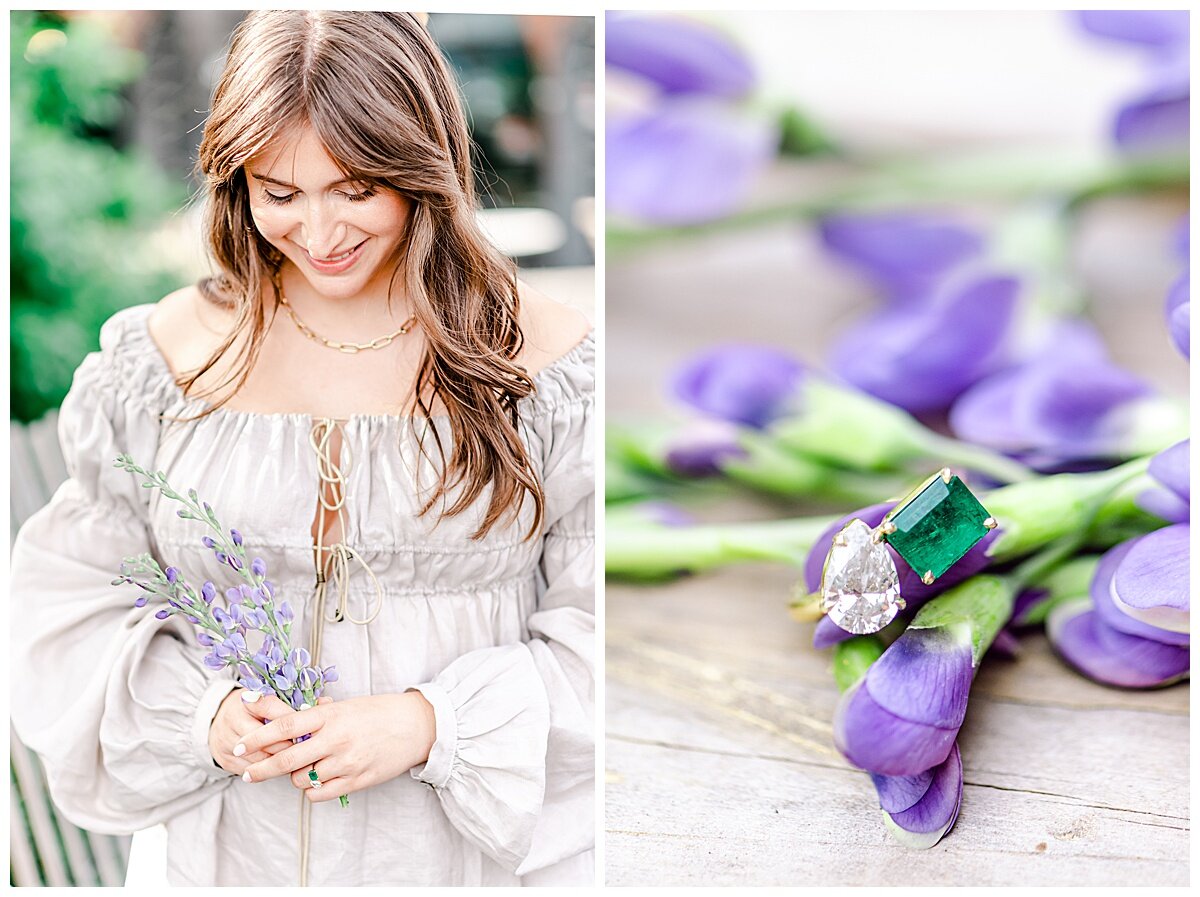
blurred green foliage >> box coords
[11,11,186,423]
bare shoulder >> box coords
[146,284,240,378]
[516,279,592,376]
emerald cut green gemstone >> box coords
[883,474,991,581]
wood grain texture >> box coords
[605,569,1189,886]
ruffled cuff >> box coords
[407,643,551,871]
[189,677,240,778]
[407,681,457,789]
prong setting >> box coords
[922,571,935,585]
[983,517,997,530]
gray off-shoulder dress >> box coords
[10,304,595,886]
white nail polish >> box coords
[233,743,245,757]
[241,691,261,703]
[242,771,252,782]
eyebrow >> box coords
[248,172,363,189]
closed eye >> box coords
[262,191,295,205]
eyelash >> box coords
[261,187,377,205]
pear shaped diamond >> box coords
[821,519,903,635]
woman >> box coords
[10,11,594,887]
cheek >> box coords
[366,195,412,240]
[248,203,296,244]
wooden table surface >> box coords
[603,195,1190,885]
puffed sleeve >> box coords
[9,307,238,834]
[408,334,595,878]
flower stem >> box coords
[606,514,835,580]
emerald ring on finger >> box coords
[307,768,323,790]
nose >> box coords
[298,199,348,260]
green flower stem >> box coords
[908,574,1017,668]
[606,513,835,580]
[1010,555,1099,627]
[832,636,885,691]
[608,150,1188,254]
[772,380,1034,483]
[984,456,1152,561]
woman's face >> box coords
[245,126,412,303]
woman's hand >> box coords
[236,691,436,802]
[208,690,304,775]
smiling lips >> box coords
[304,239,368,274]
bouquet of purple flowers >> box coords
[111,454,347,805]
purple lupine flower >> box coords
[277,600,294,623]
[212,606,238,632]
[1108,524,1189,634]
[872,742,963,849]
[200,581,217,605]
[154,609,170,620]
[804,503,998,649]
[827,268,1021,413]
[833,624,973,775]
[230,528,244,546]
[818,212,985,305]
[251,557,267,577]
[1048,600,1189,688]
[607,102,777,225]
[1138,440,1189,523]
[165,566,180,584]
[1078,10,1190,47]
[290,647,312,668]
[228,554,243,571]
[1076,11,1190,152]
[290,689,305,709]
[606,12,776,224]
[203,653,226,670]
[196,632,214,647]
[949,320,1162,470]
[134,595,149,608]
[225,587,242,605]
[262,580,275,599]
[605,12,756,98]
[201,536,216,549]
[663,418,749,476]
[322,666,339,684]
[214,551,227,565]
[1089,539,1188,647]
[242,608,268,630]
[673,345,806,428]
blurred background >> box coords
[605,10,1188,886]
[9,9,594,887]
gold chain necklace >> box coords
[277,291,418,354]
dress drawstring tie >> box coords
[298,418,385,886]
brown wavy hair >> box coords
[187,11,542,539]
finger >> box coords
[316,696,333,705]
[239,691,295,723]
[242,737,326,784]
[305,777,354,803]
[236,708,326,756]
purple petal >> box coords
[1091,541,1188,646]
[834,678,959,776]
[672,344,805,428]
[607,100,776,225]
[1111,524,1189,632]
[818,212,984,303]
[664,418,748,476]
[1140,439,1190,522]
[1048,599,1189,688]
[1114,85,1190,151]
[950,350,1152,466]
[1166,273,1189,358]
[1077,11,1190,48]
[871,765,936,814]
[828,271,1020,412]
[605,12,756,98]
[866,625,974,729]
[883,743,963,845]
[1150,439,1189,502]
